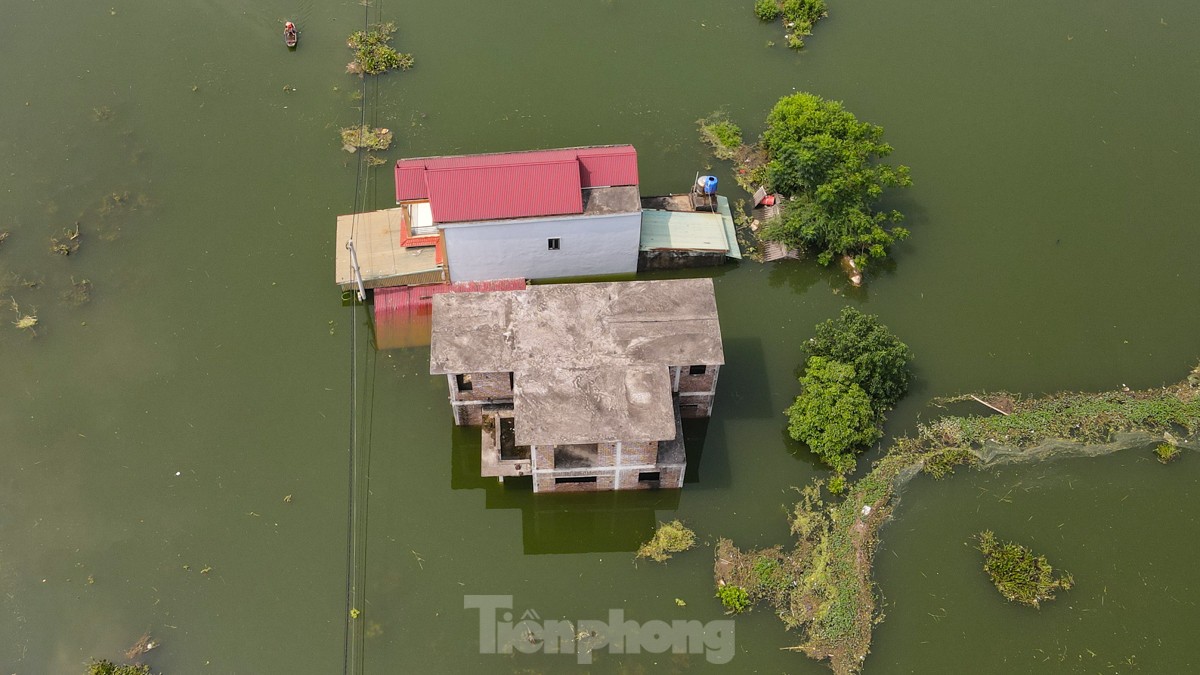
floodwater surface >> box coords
[1,1,1198,673]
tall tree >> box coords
[760,93,911,267]
[806,307,913,410]
[786,356,881,472]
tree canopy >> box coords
[760,93,911,267]
[786,356,881,472]
[806,307,913,409]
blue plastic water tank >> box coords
[697,175,718,195]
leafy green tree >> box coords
[759,93,911,267]
[786,357,881,471]
[806,307,913,409]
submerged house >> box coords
[394,145,643,283]
[429,278,723,493]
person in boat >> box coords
[285,22,295,31]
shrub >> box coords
[754,0,781,21]
[716,584,751,613]
[1155,443,1181,464]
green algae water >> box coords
[1,1,1199,672]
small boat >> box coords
[284,21,298,48]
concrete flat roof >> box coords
[430,278,724,445]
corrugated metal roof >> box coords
[638,195,742,259]
[576,146,639,187]
[640,210,729,252]
[425,160,584,223]
[395,165,428,202]
[393,145,639,215]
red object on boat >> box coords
[284,22,298,48]
[762,195,776,206]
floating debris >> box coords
[124,632,159,659]
[0,231,9,248]
[61,277,93,307]
[50,223,81,256]
[10,298,38,334]
[340,125,392,152]
[92,106,114,122]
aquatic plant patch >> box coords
[636,520,696,562]
[975,531,1073,607]
[346,23,414,76]
[340,126,393,152]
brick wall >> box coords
[450,371,514,402]
[677,365,717,393]
[619,441,658,466]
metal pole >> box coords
[346,239,367,302]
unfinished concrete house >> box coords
[429,278,723,493]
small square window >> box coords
[548,238,561,251]
[456,373,473,392]
[689,365,707,376]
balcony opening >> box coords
[456,373,473,392]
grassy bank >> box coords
[715,363,1200,674]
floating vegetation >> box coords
[636,519,696,563]
[61,277,93,307]
[754,0,829,49]
[976,531,1073,607]
[715,583,751,614]
[365,153,388,167]
[1155,442,1181,464]
[10,298,38,334]
[124,632,159,659]
[346,22,415,76]
[50,223,81,256]
[86,659,151,675]
[95,190,151,241]
[0,231,9,248]
[716,366,1200,674]
[697,112,743,161]
[92,106,114,122]
[98,191,147,216]
[340,125,393,153]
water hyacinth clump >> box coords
[976,531,1074,607]
[346,23,414,75]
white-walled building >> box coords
[394,145,643,283]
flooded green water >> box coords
[2,0,1198,673]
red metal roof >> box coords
[393,145,639,220]
[373,278,527,349]
[425,159,584,224]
